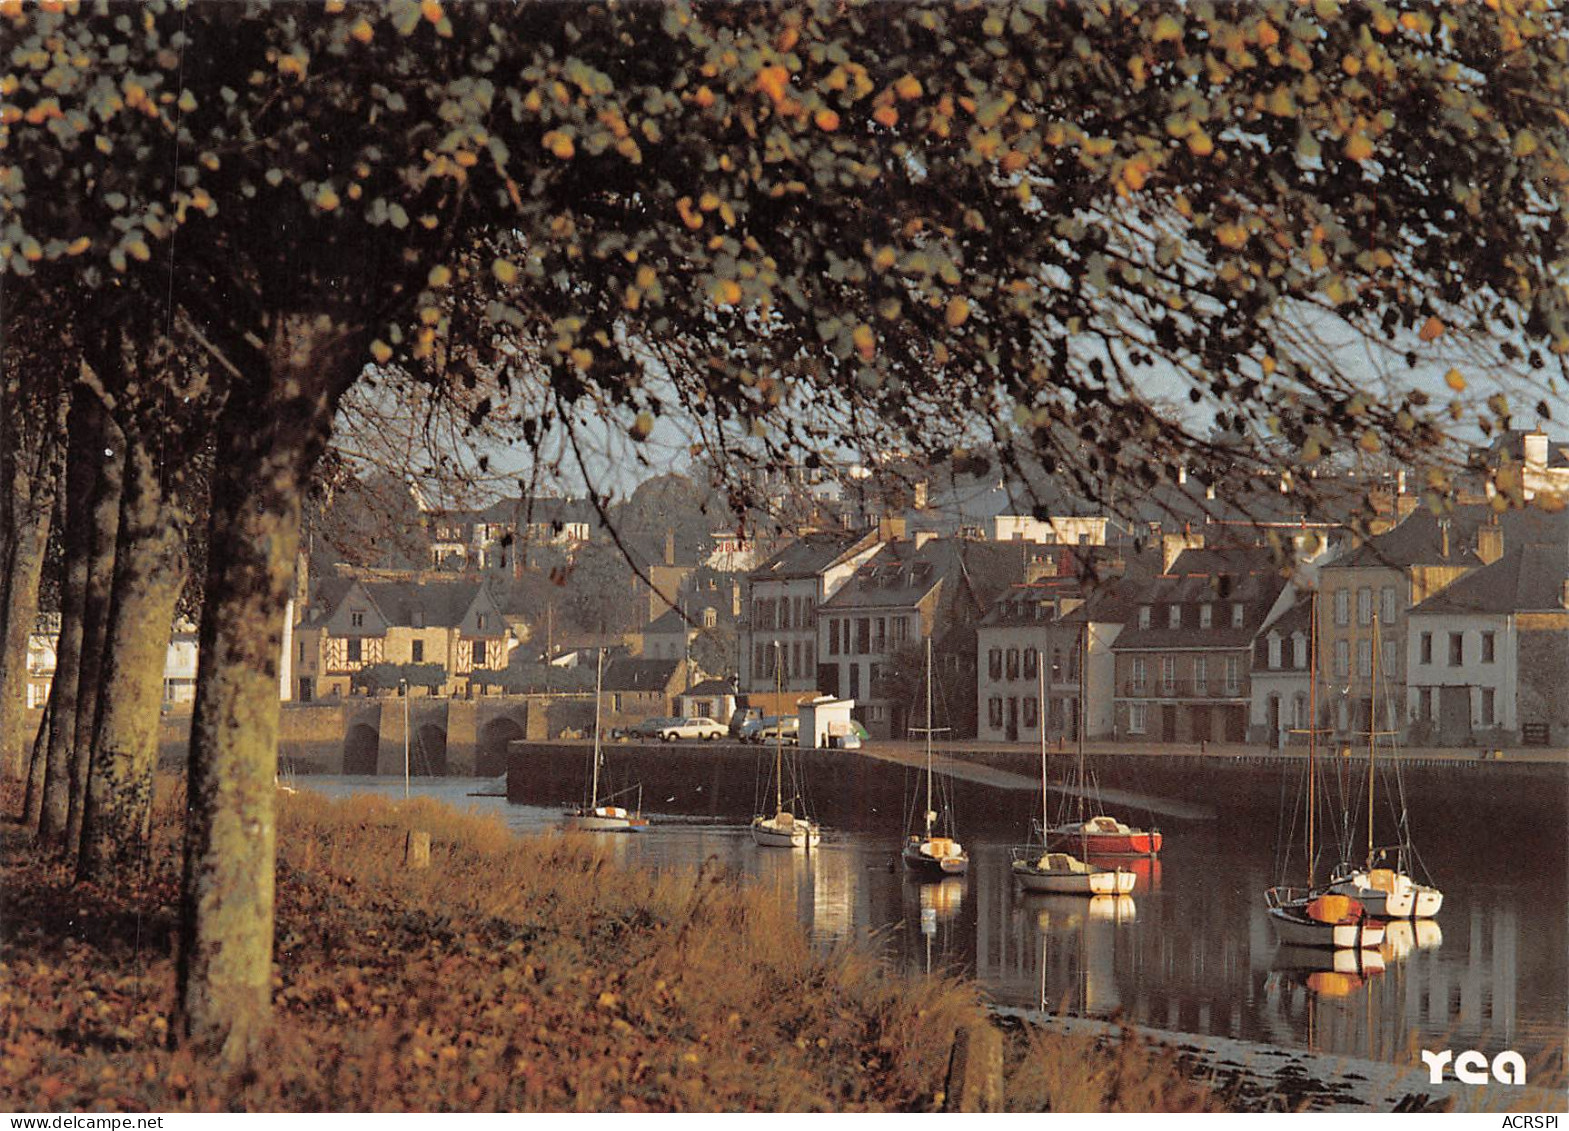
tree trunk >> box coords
[37,391,102,845]
[0,423,63,780]
[176,313,363,1063]
[22,490,65,827]
[78,436,188,882]
[64,415,125,856]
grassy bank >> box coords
[0,781,1214,1112]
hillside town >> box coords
[26,430,1569,754]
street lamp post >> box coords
[401,677,410,799]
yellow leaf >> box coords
[493,259,517,284]
[370,340,393,364]
[125,238,151,261]
[1151,14,1183,43]
[945,295,970,328]
[852,323,875,361]
[1344,133,1373,162]
[316,185,340,212]
[894,74,922,101]
[814,108,840,132]
[873,104,898,128]
[66,236,90,255]
[350,17,374,43]
[1444,368,1466,392]
[636,265,657,289]
[427,264,451,288]
[630,412,654,441]
[1359,430,1382,454]
[1187,130,1213,157]
[1216,224,1248,249]
[544,131,574,160]
[1419,315,1445,342]
[421,0,443,24]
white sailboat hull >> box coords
[1012,863,1134,895]
[563,807,648,832]
[1328,870,1443,919]
[751,814,821,848]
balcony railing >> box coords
[1121,680,1246,699]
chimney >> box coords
[913,480,929,510]
[1438,519,1450,559]
[1177,466,1187,485]
[1476,522,1504,565]
[1561,578,1569,610]
[877,515,907,543]
[1523,431,1549,471]
[665,529,675,566]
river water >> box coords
[304,757,1567,1079]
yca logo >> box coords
[1421,1049,1527,1086]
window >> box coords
[1128,702,1147,735]
[1006,648,1020,680]
[1023,647,1039,678]
[412,640,424,663]
[792,641,803,678]
[1194,656,1208,691]
[1267,636,1281,670]
[1050,647,1064,681]
[1334,640,1349,678]
[1481,631,1496,664]
[1138,606,1152,629]
[350,609,365,628]
[347,638,362,663]
[1357,587,1372,626]
[1449,632,1464,667]
[1131,657,1146,692]
[988,648,1003,680]
[780,600,792,630]
[1225,655,1241,693]
[891,616,908,645]
[1381,587,1397,625]
[1232,604,1245,628]
[1293,634,1307,669]
[1160,656,1175,694]
[476,614,488,632]
[754,644,766,679]
[1419,631,1433,665]
[868,661,881,691]
[1357,639,1372,678]
[1334,589,1349,627]
[752,599,765,627]
[1200,603,1213,629]
[1417,687,1433,720]
[702,607,717,629]
[873,618,887,653]
[988,697,1003,729]
[1168,605,1182,629]
[856,618,870,653]
[1481,688,1496,725]
[298,640,306,662]
[848,663,860,699]
[1023,697,1039,727]
[1381,638,1398,676]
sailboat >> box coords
[1012,662,1134,894]
[1046,624,1162,856]
[1264,592,1384,949]
[751,643,821,848]
[1326,613,1443,919]
[901,638,968,876]
[563,649,649,831]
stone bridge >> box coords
[135,695,556,776]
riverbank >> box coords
[0,780,1231,1112]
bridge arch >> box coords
[478,715,525,777]
[413,723,448,776]
[343,723,379,775]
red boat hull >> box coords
[1052,829,1163,856]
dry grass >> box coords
[1004,1021,1221,1112]
[0,781,982,1111]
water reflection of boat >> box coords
[1026,892,1137,929]
[1380,918,1443,961]
[911,877,964,976]
[1270,945,1385,999]
[1085,854,1160,893]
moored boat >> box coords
[750,641,822,849]
[1265,888,1385,950]
[1011,849,1135,895]
[1046,816,1162,857]
[902,639,968,877]
[563,650,648,832]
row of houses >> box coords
[740,504,1569,749]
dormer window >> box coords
[1231,604,1245,628]
[476,613,488,631]
[1267,634,1281,670]
[350,609,365,628]
[1168,605,1181,629]
[1138,606,1152,629]
[1293,633,1307,669]
[1200,604,1213,629]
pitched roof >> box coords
[748,530,873,581]
[823,538,1030,612]
[1325,507,1484,571]
[681,678,735,697]
[602,657,682,692]
[1408,544,1569,616]
[361,580,483,628]
[1111,546,1289,651]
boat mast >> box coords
[925,635,935,839]
[1039,653,1049,845]
[774,640,784,815]
[1367,612,1378,871]
[591,647,604,811]
[1078,623,1088,858]
[1307,591,1317,888]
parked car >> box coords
[628,716,682,739]
[749,716,800,746]
[737,714,775,742]
[728,706,763,738]
[659,717,728,741]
